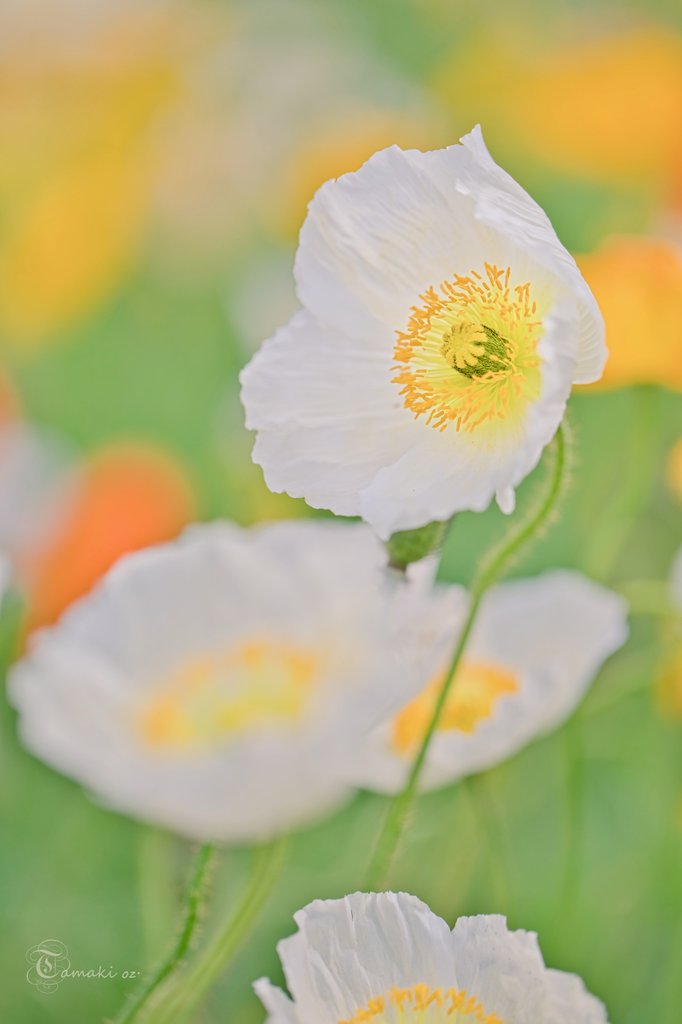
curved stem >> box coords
[146,837,287,1024]
[365,423,569,889]
[113,842,216,1024]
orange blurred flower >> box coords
[577,237,682,390]
[22,443,195,631]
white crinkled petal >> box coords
[243,293,577,538]
[449,916,547,1023]
[545,968,609,1023]
[455,127,605,383]
[243,130,601,533]
[295,145,479,340]
[277,892,456,1022]
[266,899,610,1024]
[294,129,604,384]
[253,978,298,1024]
[241,309,421,518]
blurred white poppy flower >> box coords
[0,422,78,560]
[8,520,447,843]
[255,892,609,1023]
[0,549,11,604]
[349,571,627,793]
[241,127,605,539]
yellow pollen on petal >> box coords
[137,639,319,751]
[393,263,543,436]
[338,983,506,1023]
[392,660,519,757]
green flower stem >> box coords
[112,842,216,1024]
[365,423,569,890]
[146,837,287,1024]
[137,829,177,965]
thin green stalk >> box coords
[365,423,569,889]
[112,842,216,1024]
[146,837,287,1024]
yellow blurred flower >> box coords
[577,237,682,390]
[0,4,215,347]
[433,26,682,190]
[666,438,682,505]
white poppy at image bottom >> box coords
[7,520,452,844]
[255,892,609,1023]
[348,571,628,793]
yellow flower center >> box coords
[339,983,505,1023]
[393,263,543,435]
[392,660,518,756]
[137,639,319,751]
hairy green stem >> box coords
[146,837,287,1024]
[365,423,569,889]
[112,842,216,1024]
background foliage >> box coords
[1,1,681,1021]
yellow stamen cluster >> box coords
[393,263,543,435]
[392,660,518,756]
[138,639,318,750]
[339,983,505,1023]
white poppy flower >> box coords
[255,892,609,1023]
[8,521,447,843]
[240,127,605,539]
[348,571,628,793]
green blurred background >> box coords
[1,1,681,1021]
